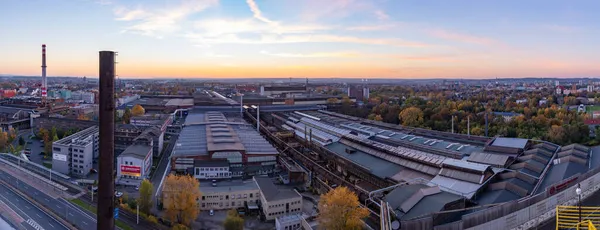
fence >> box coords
[556,205,600,229]
[399,165,600,230]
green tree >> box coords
[138,179,154,214]
[223,209,244,230]
[123,108,132,124]
[50,127,57,141]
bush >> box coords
[147,215,158,224]
[127,198,137,210]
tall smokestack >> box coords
[41,44,47,101]
[98,51,116,230]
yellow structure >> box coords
[556,206,600,230]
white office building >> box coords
[72,91,95,104]
[116,144,153,186]
[52,126,99,177]
[198,180,260,211]
[254,177,303,221]
[193,160,232,179]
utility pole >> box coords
[256,106,260,131]
[467,116,470,136]
[451,116,455,133]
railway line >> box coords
[79,192,166,230]
[247,111,371,200]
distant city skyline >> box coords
[1,0,600,79]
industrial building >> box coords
[0,105,37,131]
[260,85,307,97]
[117,96,194,113]
[198,180,260,211]
[116,144,153,186]
[256,107,600,228]
[254,177,303,221]
[170,110,278,177]
[52,126,99,177]
[115,124,162,157]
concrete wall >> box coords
[199,188,259,210]
[261,192,303,221]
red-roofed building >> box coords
[556,86,565,95]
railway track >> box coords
[79,192,166,230]
[246,111,371,199]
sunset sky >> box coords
[1,0,600,79]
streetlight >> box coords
[576,183,582,227]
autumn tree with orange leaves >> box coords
[318,186,369,230]
[162,174,201,227]
[131,104,145,117]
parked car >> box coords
[90,168,98,174]
[115,191,123,198]
[209,210,214,216]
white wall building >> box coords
[116,144,153,186]
[72,91,95,104]
[254,177,303,221]
[52,126,99,177]
[276,214,304,230]
[198,180,260,211]
[193,160,232,179]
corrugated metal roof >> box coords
[442,158,490,173]
[490,137,528,149]
[467,152,511,167]
[428,175,483,199]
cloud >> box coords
[544,25,580,33]
[428,29,498,46]
[246,0,277,25]
[374,10,389,20]
[260,50,360,58]
[114,0,219,38]
[204,52,233,58]
[114,8,148,21]
[185,33,430,47]
[300,0,368,21]
[96,0,112,5]
[346,24,396,31]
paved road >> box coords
[0,170,98,230]
[151,134,178,197]
[0,182,67,230]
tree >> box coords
[171,224,189,230]
[326,98,339,104]
[77,114,90,120]
[0,131,9,151]
[548,125,566,145]
[399,107,424,127]
[63,130,72,138]
[18,136,25,146]
[131,104,145,117]
[50,127,57,141]
[374,114,383,121]
[138,179,154,214]
[223,209,244,230]
[318,186,369,230]
[123,108,132,124]
[163,174,201,227]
